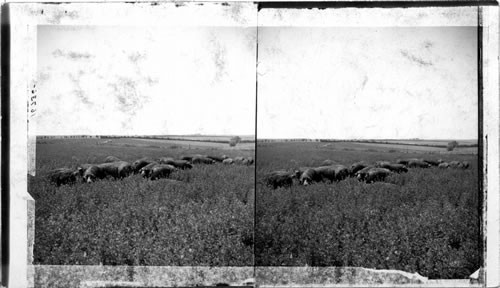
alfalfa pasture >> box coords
[29,137,254,266]
[256,141,480,279]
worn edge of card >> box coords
[8,2,258,288]
[255,5,498,287]
[6,2,499,288]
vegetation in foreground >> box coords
[29,138,254,266]
[256,142,480,279]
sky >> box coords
[37,25,256,136]
[37,24,478,139]
[257,26,478,140]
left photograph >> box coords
[30,23,256,267]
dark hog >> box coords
[396,159,408,165]
[176,161,194,169]
[375,162,408,173]
[181,155,194,162]
[76,164,94,177]
[170,160,193,170]
[438,162,450,169]
[407,160,431,168]
[233,157,254,165]
[233,156,245,165]
[206,155,228,162]
[242,157,254,166]
[82,165,106,183]
[299,168,322,186]
[332,165,350,181]
[458,161,470,169]
[396,158,423,165]
[140,162,160,178]
[384,163,408,173]
[318,165,349,182]
[294,167,314,180]
[360,167,392,183]
[423,159,441,166]
[99,161,133,179]
[158,157,175,164]
[83,161,133,183]
[132,158,155,173]
[149,164,177,180]
[192,156,215,164]
[181,154,208,162]
[265,170,295,189]
[159,158,193,169]
[312,166,336,182]
[349,161,370,177]
[374,161,392,168]
[47,168,80,186]
[104,156,122,163]
[449,161,469,169]
[355,166,375,182]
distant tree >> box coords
[447,141,459,151]
[229,136,241,147]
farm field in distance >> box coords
[29,137,254,266]
[155,135,255,143]
[320,141,478,154]
[367,139,478,146]
[255,141,480,279]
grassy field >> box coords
[262,140,477,154]
[111,138,255,150]
[29,138,254,266]
[332,142,478,154]
[255,141,480,279]
[369,139,478,146]
[155,135,255,143]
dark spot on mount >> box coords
[400,50,432,67]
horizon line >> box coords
[36,135,477,142]
[257,138,478,141]
[36,134,256,137]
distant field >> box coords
[256,141,480,279]
[158,135,255,142]
[30,138,254,266]
[260,139,478,150]
[116,138,255,150]
[39,135,255,142]
[331,142,478,154]
[266,141,478,155]
[371,139,478,146]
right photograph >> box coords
[255,8,480,283]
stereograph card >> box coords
[1,1,498,288]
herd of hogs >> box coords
[47,154,471,188]
[264,158,471,189]
[46,154,254,186]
